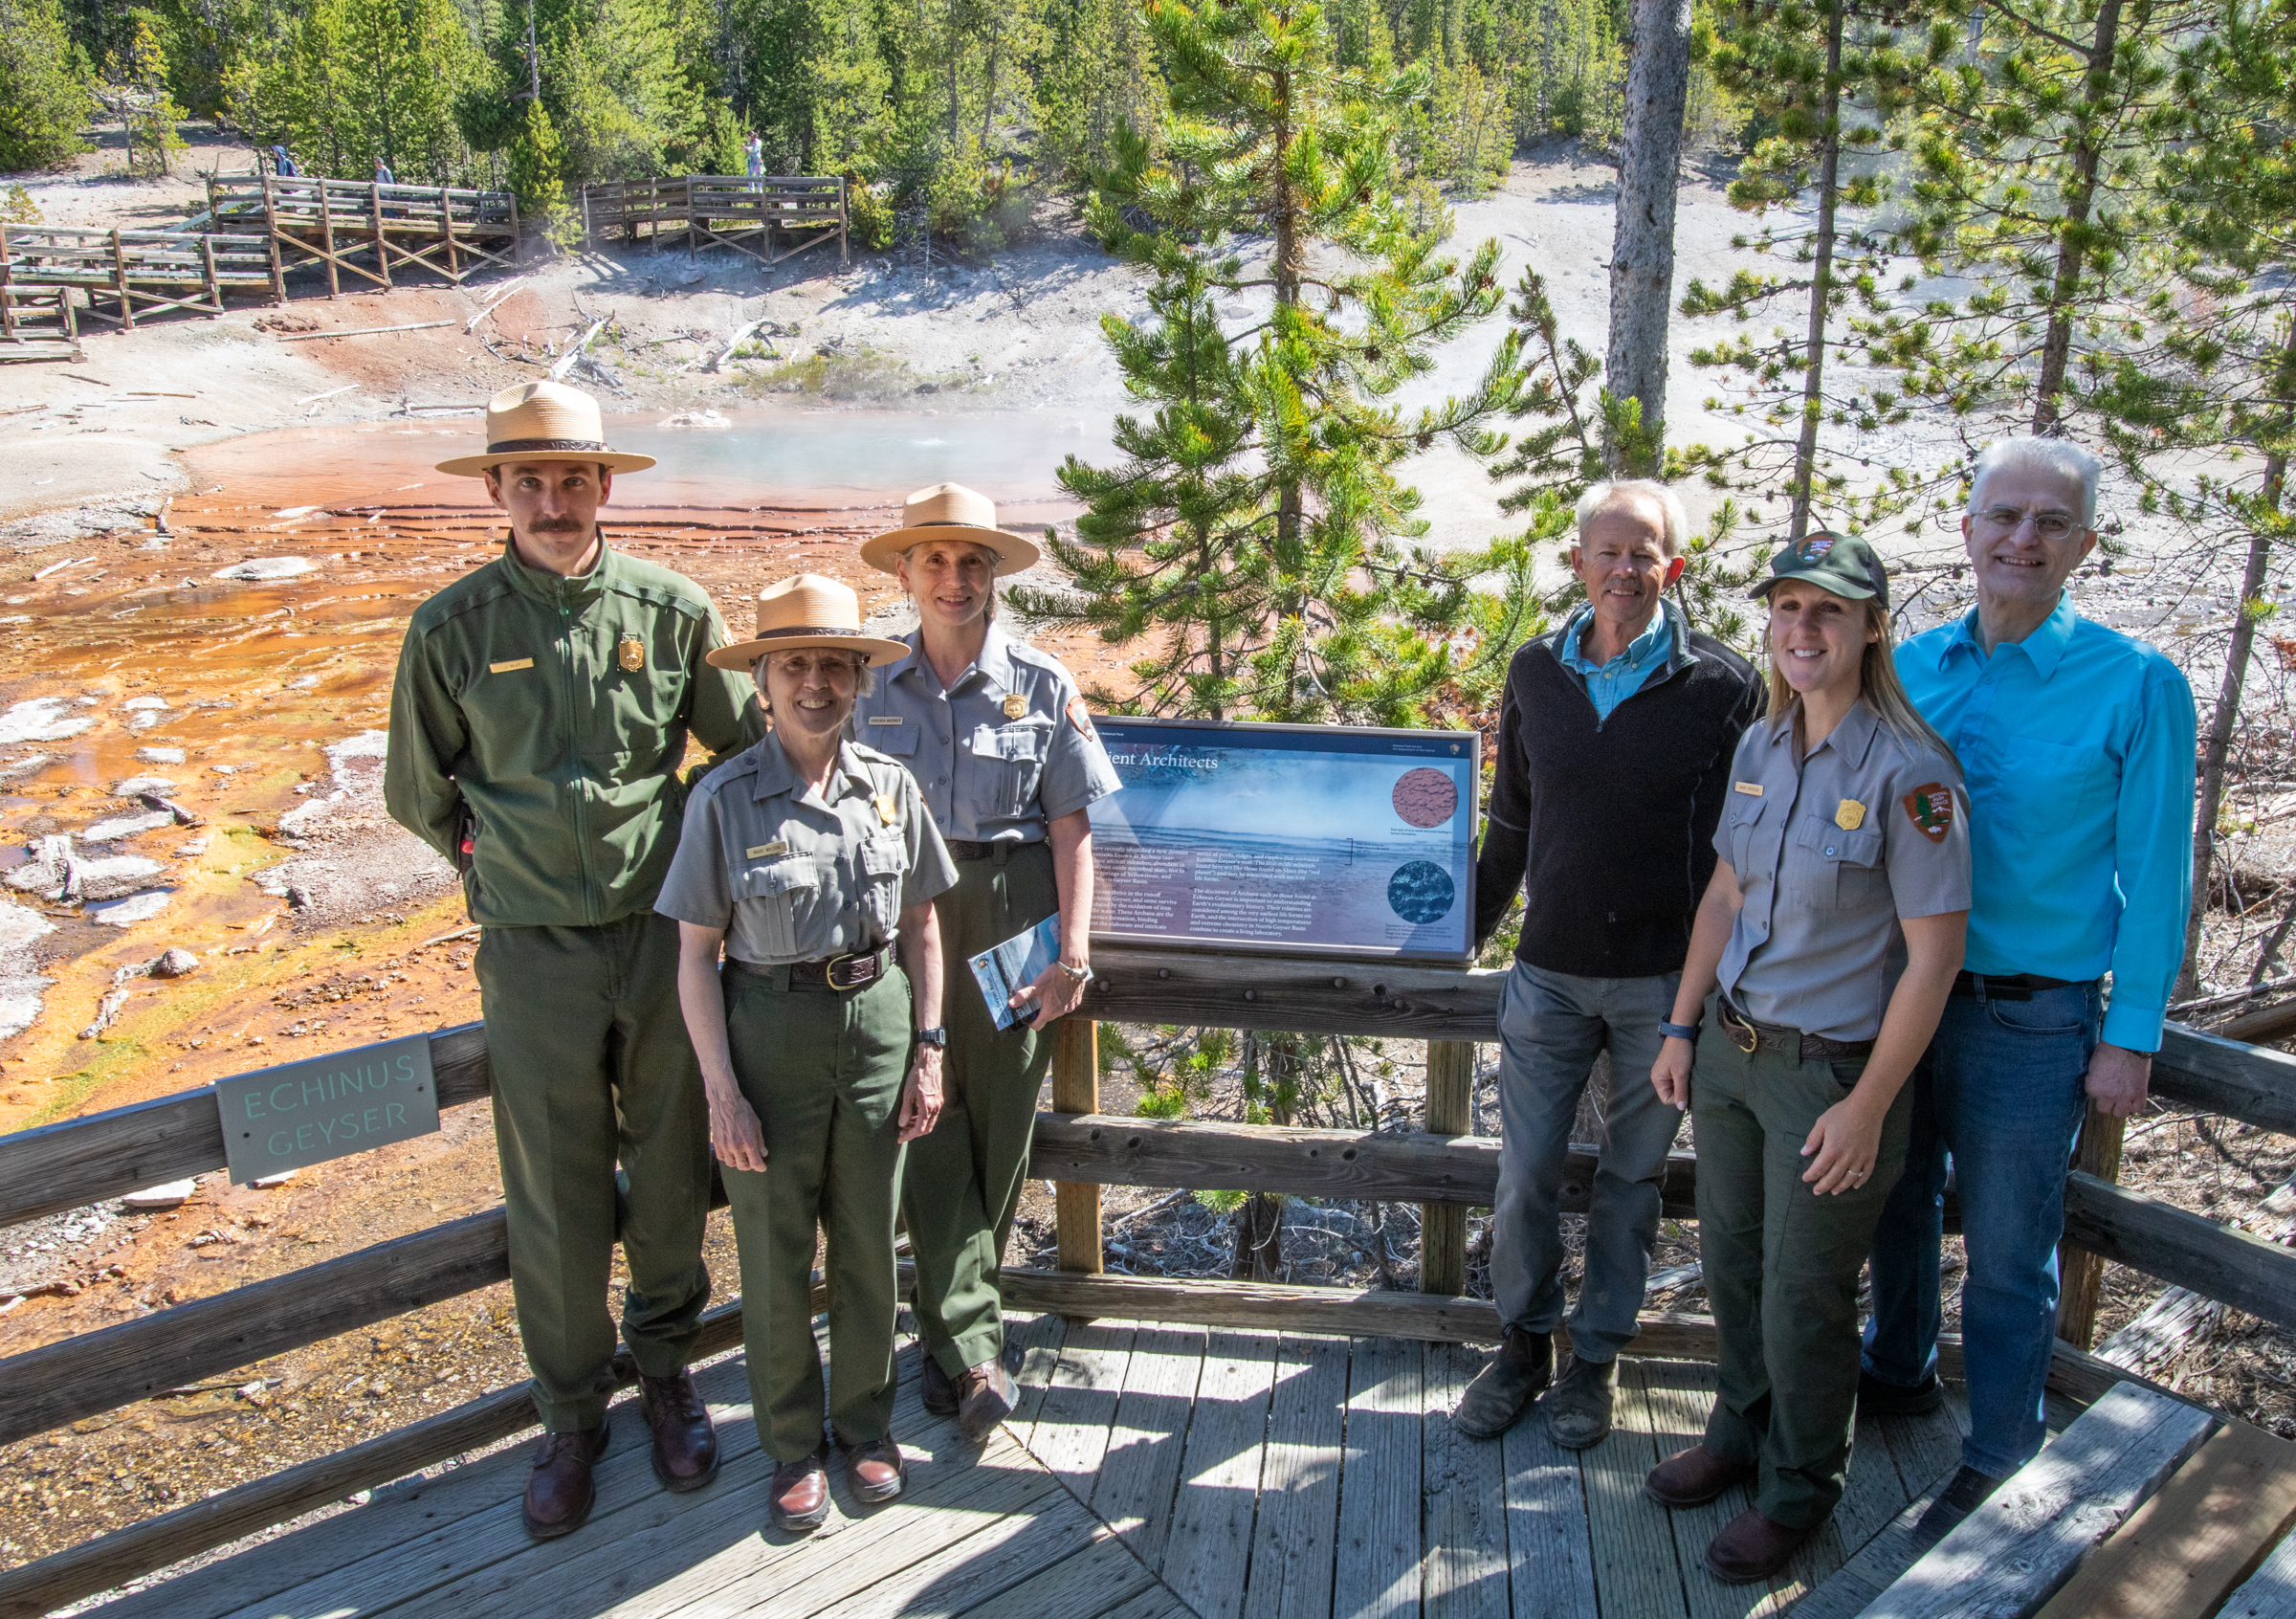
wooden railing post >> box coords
[1051,1017,1103,1275]
[2056,1105,2128,1347]
[109,229,132,330]
[317,180,339,298]
[369,181,391,288]
[259,175,286,304]
[1422,1039,1474,1294]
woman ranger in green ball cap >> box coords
[1643,532,1972,1585]
[850,483,1122,1441]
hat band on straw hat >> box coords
[488,436,610,455]
[748,624,867,644]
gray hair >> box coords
[1969,436,2103,527]
[750,648,876,712]
[1576,478,1689,558]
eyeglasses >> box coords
[1976,505,2081,541]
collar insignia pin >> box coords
[618,637,645,673]
[1002,693,1027,721]
[1835,798,1866,831]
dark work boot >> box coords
[521,1422,609,1541]
[1858,1367,1945,1419]
[638,1369,719,1493]
[1541,1352,1619,1450]
[1453,1325,1553,1440]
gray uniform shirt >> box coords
[1715,700,1972,1041]
[657,732,959,966]
[848,623,1121,841]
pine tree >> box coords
[507,91,564,210]
[0,0,92,170]
[104,9,186,176]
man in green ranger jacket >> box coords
[385,382,765,1540]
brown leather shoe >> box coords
[768,1448,831,1534]
[843,1437,906,1504]
[1645,1444,1755,1508]
[521,1422,609,1541]
[921,1354,959,1418]
[956,1360,1015,1441]
[638,1369,719,1493]
[1703,1506,1821,1584]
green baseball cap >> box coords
[1751,530,1889,607]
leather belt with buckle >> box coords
[731,945,893,992]
[1718,1001,1876,1061]
[1951,970,2090,1002]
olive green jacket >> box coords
[385,535,765,928]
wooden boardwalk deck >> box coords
[84,1315,1986,1619]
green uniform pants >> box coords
[905,842,1058,1380]
[475,913,712,1433]
[720,960,913,1463]
[1692,995,1912,1529]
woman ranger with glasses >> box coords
[658,574,958,1534]
[1643,533,1972,1584]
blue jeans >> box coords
[1862,980,2101,1477]
[1490,962,1684,1361]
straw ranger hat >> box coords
[708,574,913,670]
[435,381,657,478]
[858,482,1042,575]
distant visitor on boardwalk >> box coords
[1457,478,1762,1453]
[850,483,1122,1444]
[658,572,957,1533]
[384,380,766,1541]
[1647,530,1970,1583]
[1861,435,2197,1545]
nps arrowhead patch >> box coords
[1902,782,1953,844]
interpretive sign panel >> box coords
[1087,716,1480,962]
[214,1032,439,1185]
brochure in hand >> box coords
[969,913,1061,1031]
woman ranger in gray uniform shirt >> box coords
[1645,534,1971,1583]
[658,574,959,1534]
[850,483,1122,1440]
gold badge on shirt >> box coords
[618,637,645,673]
[1835,798,1866,831]
[873,792,898,826]
[1002,692,1027,721]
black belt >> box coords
[945,838,1042,862]
[726,943,892,992]
[1952,971,2091,1002]
[1718,1000,1875,1061]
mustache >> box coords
[526,519,586,533]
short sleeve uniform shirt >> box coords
[1714,700,1972,1041]
[848,623,1121,841]
[657,732,958,966]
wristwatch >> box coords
[1659,1020,1702,1042]
[1055,958,1093,984]
[915,1027,948,1049]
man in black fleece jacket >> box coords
[1455,480,1764,1450]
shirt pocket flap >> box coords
[864,718,917,756]
[1726,796,1767,829]
[859,837,906,876]
[1796,816,1883,866]
[738,855,816,898]
[973,721,1047,761]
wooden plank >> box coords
[1636,1357,1777,1617]
[1088,1324,1204,1568]
[2154,1022,2296,1135]
[1004,1267,1506,1343]
[1082,944,1506,1040]
[1581,1356,1691,1619]
[1422,1039,1474,1295]
[0,1304,746,1619]
[1030,1111,1507,1208]
[750,1483,1106,1619]
[0,1022,489,1230]
[951,1527,1161,1619]
[1159,1330,1279,1619]
[1005,1309,1070,1430]
[1333,1335,1421,1619]
[1862,1382,2218,1619]
[1422,1339,1512,1618]
[2220,1530,2296,1619]
[1498,1366,1599,1619]
[2031,1420,2296,1619]
[1052,1018,1104,1275]
[1025,1323,1137,1502]
[2063,1169,2296,1333]
[1240,1333,1349,1619]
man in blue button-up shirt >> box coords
[1860,435,2196,1540]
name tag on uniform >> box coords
[1733,781,1763,796]
[745,841,787,859]
[868,716,904,725]
[490,657,534,674]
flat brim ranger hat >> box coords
[435,381,657,478]
[858,481,1042,575]
[708,573,913,670]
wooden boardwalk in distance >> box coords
[81,1314,1985,1619]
